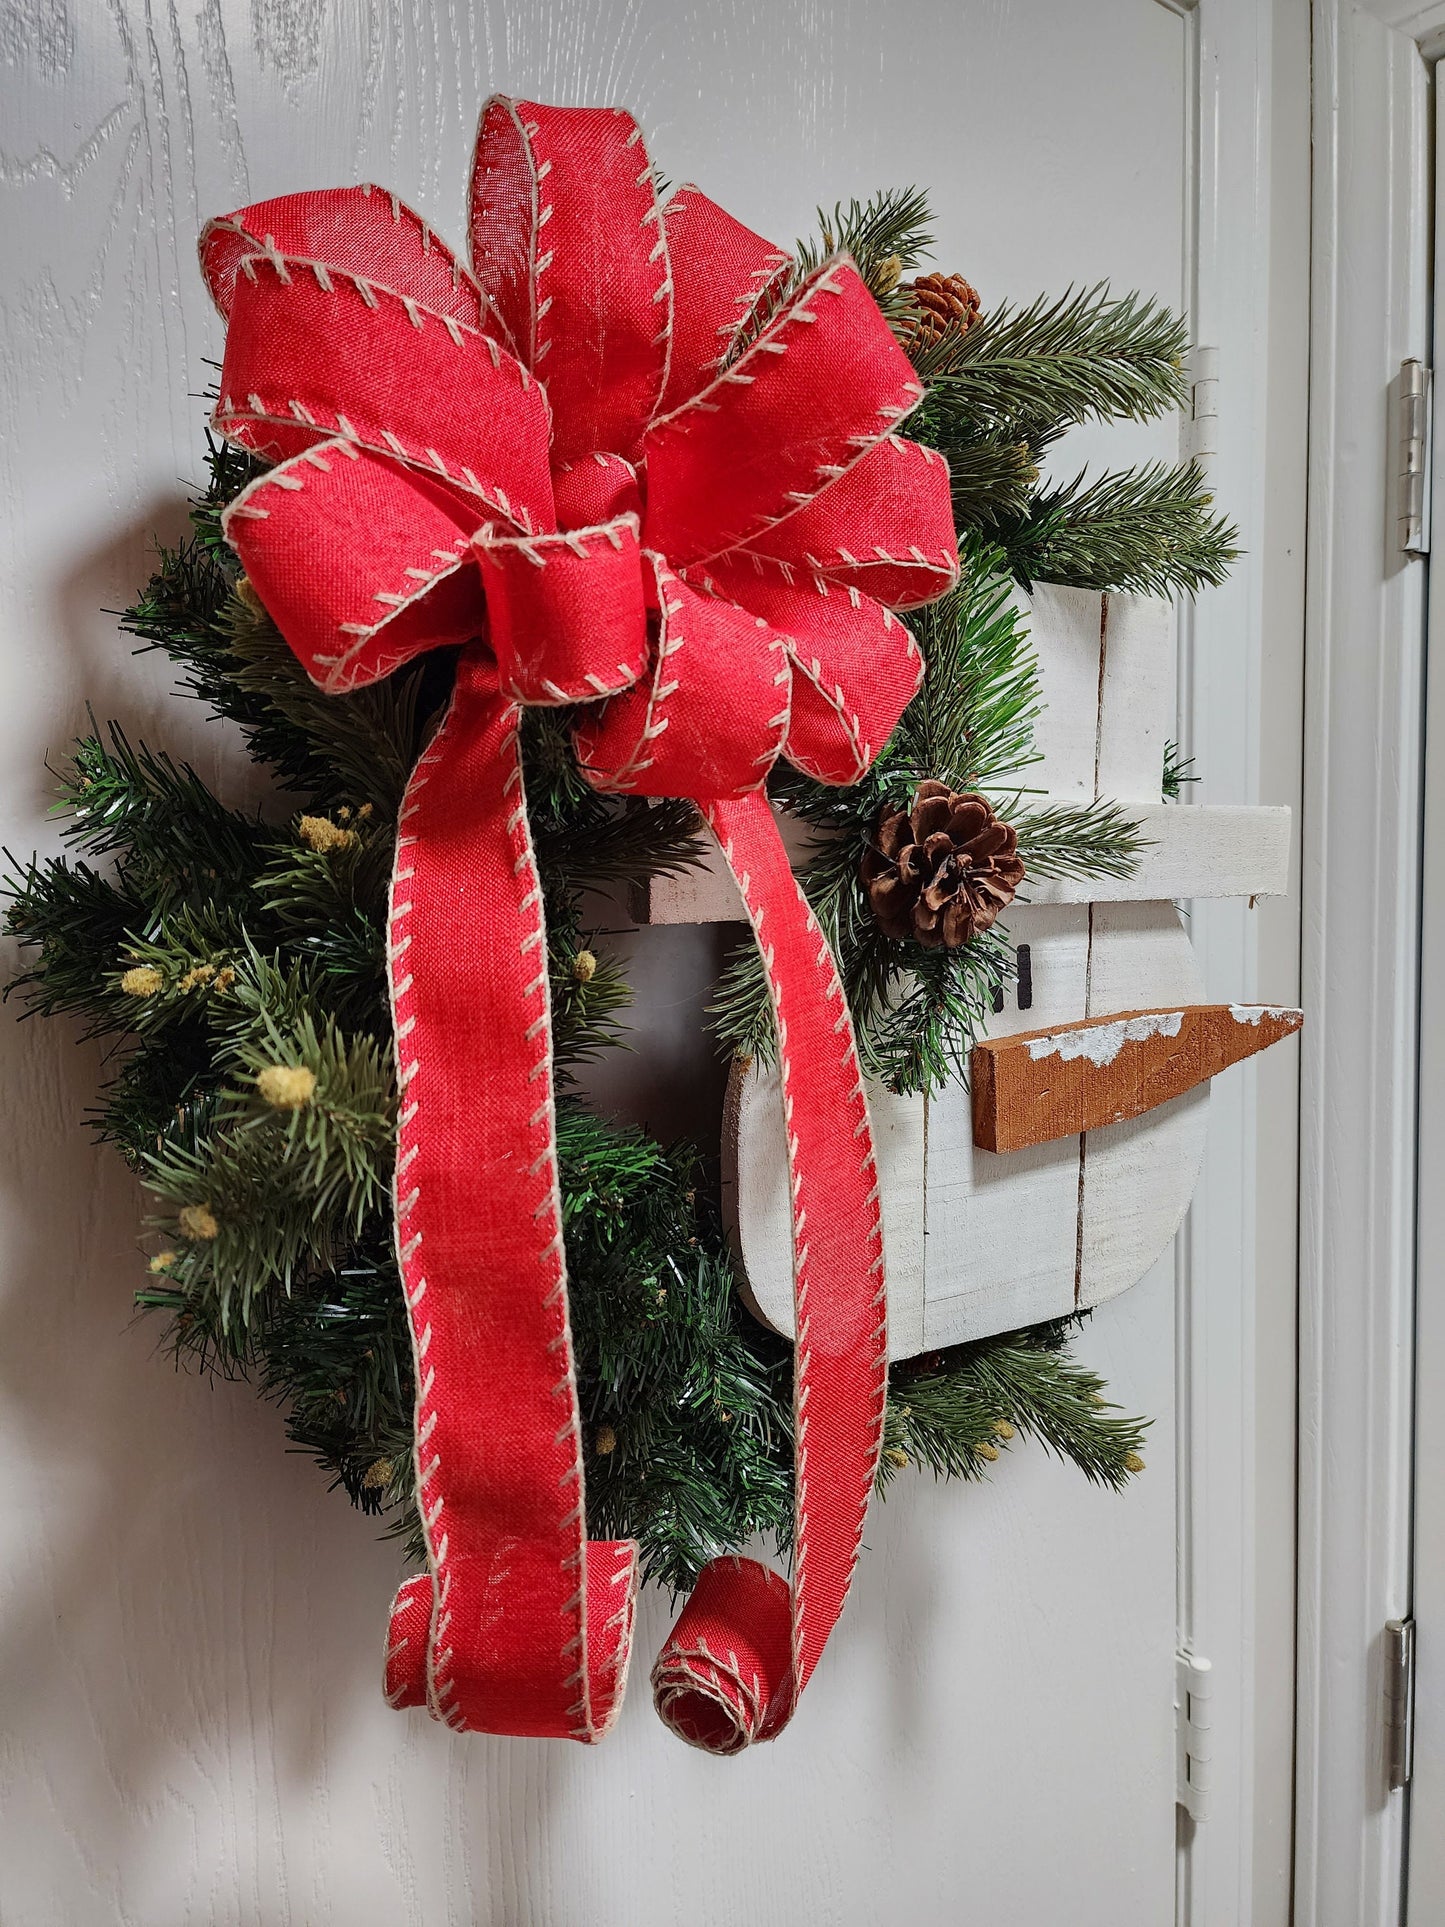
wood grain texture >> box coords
[641,796,1293,921]
[638,584,1289,924]
[725,904,1094,1355]
[728,901,1221,1355]
[0,4,1191,1921]
[971,1002,1304,1152]
[1023,802,1293,904]
[722,564,1293,1355]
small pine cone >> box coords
[905,271,982,343]
[861,781,1024,949]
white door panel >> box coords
[0,5,1279,1923]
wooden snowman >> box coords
[641,586,1298,1359]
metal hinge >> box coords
[1385,1617,1416,1791]
[1187,346,1219,468]
[1176,1649,1214,1821]
[1398,360,1431,556]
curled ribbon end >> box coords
[651,1556,794,1755]
[384,1571,433,1710]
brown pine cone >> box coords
[905,271,982,343]
[861,781,1024,949]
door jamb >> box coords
[1299,3,1439,1920]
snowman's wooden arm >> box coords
[634,799,1292,925]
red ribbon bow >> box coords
[203,97,958,1752]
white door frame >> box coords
[1301,3,1441,1921]
[1411,61,1445,1911]
[1410,16,1445,1922]
[1169,3,1302,1923]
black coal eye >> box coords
[1016,943,1033,1011]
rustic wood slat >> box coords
[971,1002,1304,1154]
[637,799,1293,923]
[1095,590,1172,804]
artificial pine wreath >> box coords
[5,186,1230,1601]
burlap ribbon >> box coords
[202,97,957,1751]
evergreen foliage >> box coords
[897,271,1238,593]
[2,186,1218,1579]
[714,548,1144,1092]
[705,191,1237,1090]
[1162,739,1199,799]
[882,1321,1147,1488]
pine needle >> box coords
[913,283,1190,431]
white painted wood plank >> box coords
[635,806,816,925]
[732,899,1226,1354]
[1097,591,1173,803]
[918,905,1090,1342]
[1077,902,1210,1311]
[1019,582,1105,796]
[725,1057,930,1358]
[729,905,1094,1355]
[634,853,747,925]
[1023,803,1292,903]
[644,800,1292,924]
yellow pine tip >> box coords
[298,814,360,855]
[594,1423,617,1456]
[256,1063,318,1111]
[120,965,164,998]
[178,1202,219,1242]
[572,949,598,984]
[1123,1452,1147,1475]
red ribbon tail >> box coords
[652,793,889,1752]
[381,649,638,1740]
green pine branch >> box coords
[910,284,1190,433]
[1008,796,1145,880]
[1162,739,1198,798]
[1004,460,1240,598]
[728,186,936,360]
[4,853,150,1033]
[944,434,1042,531]
[60,722,265,899]
[882,1320,1148,1490]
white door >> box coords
[0,5,1288,1923]
[1408,55,1445,1922]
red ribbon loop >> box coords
[206,94,957,1751]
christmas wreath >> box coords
[6,100,1232,1747]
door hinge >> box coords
[1187,346,1219,468]
[1385,1617,1416,1791]
[1398,360,1431,556]
[1176,1649,1213,1821]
